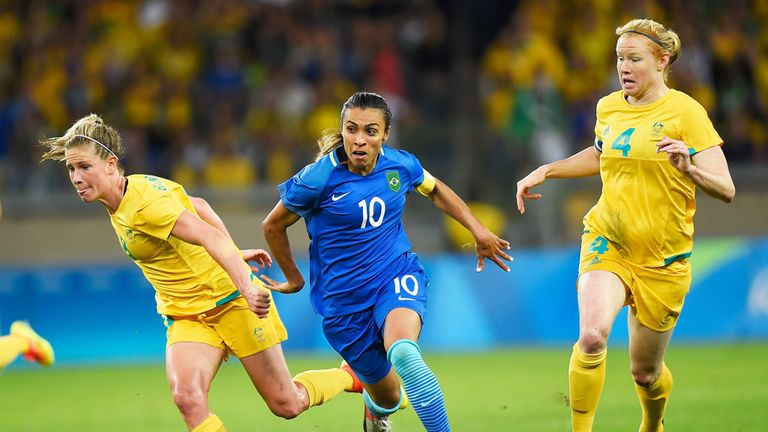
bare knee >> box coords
[267,396,305,420]
[370,385,402,410]
[631,365,662,387]
[172,384,208,417]
[578,328,609,354]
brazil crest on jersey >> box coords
[279,146,429,317]
[110,175,244,316]
[586,89,723,267]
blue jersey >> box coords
[279,146,428,317]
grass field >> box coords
[1,343,766,431]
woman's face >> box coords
[616,34,667,101]
[64,144,113,203]
[341,107,389,175]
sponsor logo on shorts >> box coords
[661,313,673,326]
[397,296,416,302]
[253,327,265,342]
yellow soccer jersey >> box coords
[585,89,723,267]
[110,174,247,316]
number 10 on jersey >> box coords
[358,197,386,228]
[394,274,419,296]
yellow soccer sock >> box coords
[293,368,354,407]
[190,414,226,432]
[636,363,672,432]
[569,343,607,432]
[0,335,27,368]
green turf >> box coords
[1,343,767,431]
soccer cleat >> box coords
[10,321,55,366]
[363,405,392,432]
[341,360,364,393]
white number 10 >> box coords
[358,197,386,228]
[393,274,419,296]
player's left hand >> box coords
[259,274,304,294]
[657,137,692,174]
[475,229,513,272]
[241,285,271,318]
[242,248,273,272]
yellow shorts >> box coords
[578,230,691,332]
[164,296,287,359]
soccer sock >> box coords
[388,339,450,432]
[190,414,226,432]
[569,342,607,432]
[0,335,27,368]
[293,368,354,407]
[635,363,672,432]
[363,389,403,417]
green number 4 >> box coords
[588,236,609,255]
[611,127,635,157]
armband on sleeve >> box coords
[416,169,436,196]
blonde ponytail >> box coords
[315,128,343,161]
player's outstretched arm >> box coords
[516,146,600,214]
[171,209,271,318]
[425,179,512,272]
[261,201,306,294]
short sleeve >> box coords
[398,150,428,192]
[278,163,326,218]
[682,101,723,155]
[593,98,607,153]
[134,191,186,240]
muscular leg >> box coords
[375,307,450,432]
[628,310,674,432]
[570,270,627,432]
[240,343,353,419]
[166,342,226,431]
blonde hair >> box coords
[616,18,681,81]
[40,114,124,171]
[315,128,343,161]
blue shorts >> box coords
[322,258,429,384]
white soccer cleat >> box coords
[363,406,392,432]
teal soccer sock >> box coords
[388,339,450,432]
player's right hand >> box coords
[516,167,546,214]
[242,285,271,318]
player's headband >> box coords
[621,30,667,50]
[72,134,118,159]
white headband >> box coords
[72,134,118,159]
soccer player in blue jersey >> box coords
[262,91,513,432]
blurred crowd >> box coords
[0,0,449,193]
[0,0,765,200]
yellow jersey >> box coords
[110,174,247,316]
[585,89,722,267]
